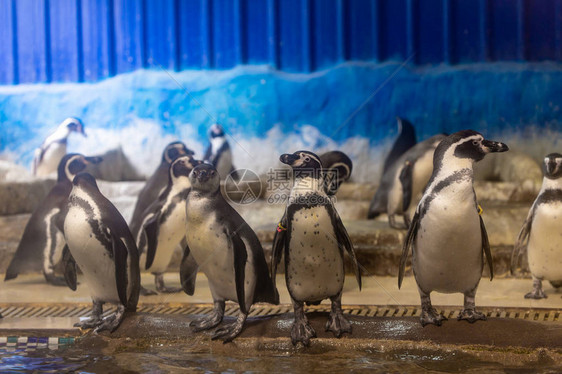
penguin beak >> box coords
[280,153,299,166]
[84,156,102,164]
[482,140,509,153]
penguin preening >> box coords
[182,163,278,342]
[61,173,140,332]
[398,130,508,326]
[5,154,102,285]
[33,117,86,177]
[368,117,417,220]
[319,151,353,196]
[203,124,238,180]
[511,153,562,299]
[369,135,446,229]
[130,141,194,231]
[272,151,361,346]
[135,155,203,293]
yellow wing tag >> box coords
[477,205,483,216]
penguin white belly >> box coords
[387,169,402,213]
[186,212,255,305]
[64,207,120,303]
[215,149,233,180]
[414,190,483,294]
[286,206,344,302]
[36,143,66,176]
[527,203,562,281]
[410,152,434,203]
[42,208,65,273]
[146,206,186,273]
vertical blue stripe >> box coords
[108,0,116,76]
[442,0,451,64]
[406,0,417,61]
[267,0,279,68]
[557,0,562,61]
[201,0,213,68]
[479,0,489,62]
[516,0,526,61]
[371,0,380,61]
[12,0,19,84]
[44,0,52,82]
[301,0,313,72]
[76,0,84,82]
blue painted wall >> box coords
[1,0,562,84]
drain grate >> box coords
[0,303,560,322]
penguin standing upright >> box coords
[135,155,203,293]
[272,151,362,346]
[319,151,353,196]
[398,130,508,326]
[182,164,278,342]
[33,118,87,177]
[383,134,446,229]
[5,154,102,285]
[511,153,562,298]
[203,124,238,180]
[130,141,194,230]
[61,173,140,332]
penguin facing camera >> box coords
[182,163,278,342]
[61,172,140,332]
[134,155,204,294]
[368,117,417,220]
[272,151,362,346]
[203,124,239,181]
[130,141,194,230]
[319,151,353,196]
[398,130,508,326]
[5,154,102,286]
[368,134,446,229]
[33,117,87,177]
[511,153,562,299]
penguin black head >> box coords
[208,124,225,139]
[319,151,353,196]
[280,151,323,170]
[434,130,509,167]
[543,153,562,179]
[162,141,195,164]
[57,153,103,182]
[189,164,220,193]
[72,172,99,191]
[62,117,86,137]
[170,155,204,181]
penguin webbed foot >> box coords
[388,215,409,230]
[291,317,317,346]
[211,313,247,343]
[420,308,447,327]
[74,316,102,330]
[190,312,223,332]
[93,305,126,333]
[457,308,487,323]
[154,274,182,293]
[45,273,74,287]
[524,289,548,299]
[325,311,352,338]
[140,286,158,296]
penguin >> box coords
[5,154,102,285]
[61,172,140,332]
[368,117,417,219]
[134,155,203,293]
[182,163,278,342]
[398,130,508,326]
[203,124,238,180]
[372,134,446,229]
[33,117,87,177]
[130,141,194,230]
[319,151,353,196]
[511,153,562,299]
[271,151,362,346]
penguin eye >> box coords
[210,170,215,176]
[304,156,311,162]
[472,140,479,146]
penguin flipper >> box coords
[511,206,534,275]
[229,229,248,314]
[203,144,212,162]
[271,211,287,292]
[62,245,77,291]
[328,205,362,290]
[382,117,417,174]
[479,216,493,281]
[179,240,198,296]
[143,214,160,270]
[112,233,129,307]
[399,160,414,212]
[399,211,419,289]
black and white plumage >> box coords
[61,173,140,332]
[368,117,417,219]
[398,130,508,326]
[5,154,102,285]
[319,151,353,196]
[511,153,562,299]
[203,124,238,180]
[369,135,446,229]
[130,141,194,230]
[272,151,361,346]
[182,163,278,342]
[134,155,203,293]
[33,118,86,177]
